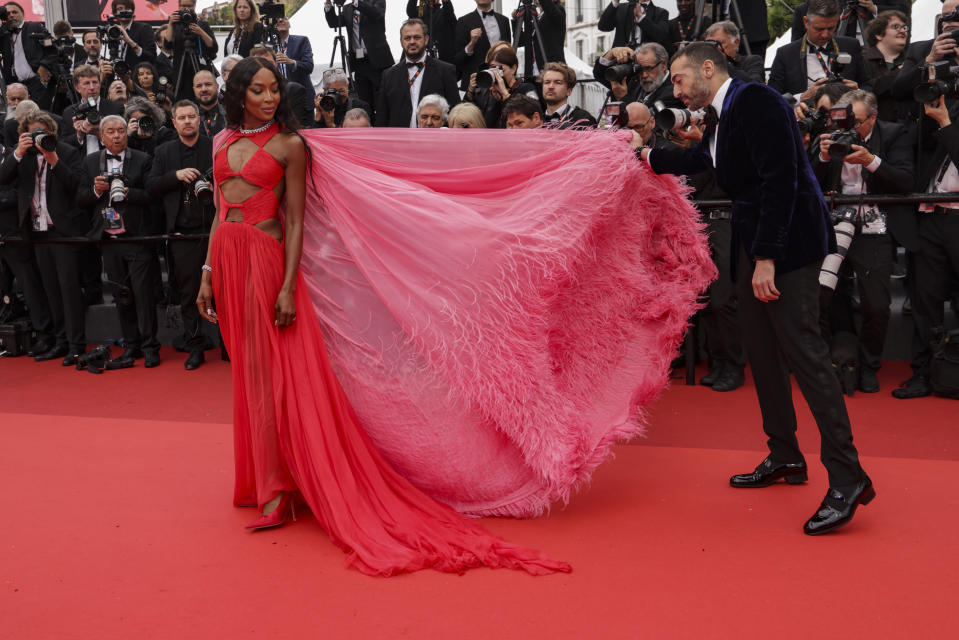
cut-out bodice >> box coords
[214,122,285,224]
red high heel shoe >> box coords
[245,492,296,531]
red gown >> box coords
[209,122,571,576]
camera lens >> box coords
[137,115,155,134]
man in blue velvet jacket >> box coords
[635,42,875,536]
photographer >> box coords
[325,0,394,111]
[77,30,102,69]
[102,1,158,71]
[192,70,226,138]
[0,110,87,364]
[541,62,595,128]
[597,0,670,50]
[667,0,710,54]
[77,114,159,369]
[626,102,674,150]
[223,0,264,58]
[133,61,173,120]
[593,42,681,110]
[768,0,867,102]
[61,64,126,155]
[811,90,914,393]
[313,68,372,128]
[861,11,908,123]
[125,97,175,155]
[465,44,537,128]
[453,0,511,91]
[161,0,218,100]
[406,0,457,64]
[503,93,543,128]
[146,100,215,371]
[0,2,57,110]
[512,0,566,66]
[52,21,85,73]
[155,28,175,85]
[703,21,765,84]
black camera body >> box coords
[823,51,853,84]
[177,9,198,25]
[798,106,831,138]
[75,97,101,125]
[914,60,959,105]
[605,63,641,84]
[475,63,504,89]
[319,88,347,112]
[193,169,214,203]
[258,1,286,20]
[826,104,863,161]
[30,128,57,153]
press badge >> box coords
[101,207,126,235]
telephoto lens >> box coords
[137,115,155,135]
[30,129,57,152]
[108,171,126,205]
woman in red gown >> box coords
[195,58,572,576]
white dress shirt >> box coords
[478,9,501,48]
[407,54,427,128]
[12,30,35,82]
[32,156,52,231]
[820,131,885,233]
[708,77,733,168]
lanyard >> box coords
[408,65,423,87]
[202,109,219,137]
[676,16,695,42]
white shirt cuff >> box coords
[13,150,22,162]
[865,155,881,173]
[598,56,614,67]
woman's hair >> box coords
[133,61,158,89]
[447,102,486,129]
[485,40,512,64]
[490,45,518,69]
[125,96,166,125]
[223,56,300,131]
[865,10,909,47]
[232,0,260,32]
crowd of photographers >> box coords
[0,0,956,399]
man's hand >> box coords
[800,78,827,103]
[924,94,952,127]
[841,78,859,90]
[40,146,58,167]
[857,0,876,13]
[176,168,202,183]
[819,133,835,161]
[490,70,509,101]
[752,259,780,302]
[15,132,34,158]
[276,52,294,66]
[794,101,810,121]
[94,175,110,197]
[603,46,634,64]
[843,144,875,166]
[926,31,958,64]
[610,77,628,100]
[127,118,140,137]
[75,117,97,137]
[677,122,704,142]
[633,1,645,20]
[37,65,52,84]
[188,23,204,36]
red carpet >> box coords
[1,351,957,638]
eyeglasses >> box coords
[630,118,653,130]
[888,23,909,32]
[638,64,662,74]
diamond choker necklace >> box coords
[239,119,275,134]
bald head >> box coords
[626,102,655,143]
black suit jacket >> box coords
[0,22,58,84]
[667,15,711,53]
[119,21,158,68]
[146,136,214,234]
[280,35,316,103]
[649,79,836,278]
[325,1,394,71]
[77,147,154,237]
[407,0,458,64]
[729,54,766,84]
[60,98,125,149]
[811,119,917,249]
[286,80,314,128]
[224,23,266,58]
[767,36,868,96]
[513,0,566,64]
[3,113,65,149]
[597,1,670,49]
[376,58,461,127]
[544,105,596,129]
[791,1,909,42]
[454,10,512,90]
[0,141,86,236]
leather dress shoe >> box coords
[34,344,68,362]
[858,368,880,393]
[27,340,53,357]
[184,350,205,370]
[700,363,725,387]
[118,347,143,361]
[143,349,161,368]
[61,351,85,367]
[803,477,876,536]
[730,456,808,488]
[712,366,745,392]
[891,374,931,399]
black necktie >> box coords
[702,105,719,129]
[106,153,123,162]
[406,61,424,69]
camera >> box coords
[605,63,641,84]
[0,7,8,22]
[105,169,127,205]
[30,128,57,153]
[914,60,959,104]
[177,9,198,25]
[475,64,504,89]
[193,170,214,203]
[134,115,155,135]
[819,206,858,290]
[319,88,346,112]
[258,1,286,20]
[653,101,704,132]
[75,97,101,125]
[825,104,863,161]
[820,52,852,84]
[797,105,830,138]
[603,101,625,128]
[76,345,114,373]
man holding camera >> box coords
[597,0,670,50]
[406,0,457,64]
[453,0,511,91]
[0,2,57,110]
[104,1,157,71]
[161,0,218,101]
[60,65,126,155]
[377,19,459,128]
[77,115,159,369]
[811,90,913,393]
[0,111,87,364]
[147,100,214,371]
[314,68,372,128]
[704,21,765,84]
[594,42,681,110]
[768,0,867,102]
[325,0,394,112]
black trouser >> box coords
[701,216,744,370]
[80,244,103,305]
[352,58,383,120]
[33,231,86,352]
[912,211,959,375]
[170,236,207,352]
[737,250,865,489]
[102,242,159,352]
[0,242,54,344]
[821,233,892,373]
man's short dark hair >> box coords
[542,62,577,88]
[4,3,24,14]
[502,94,542,120]
[73,64,99,85]
[53,20,72,37]
[112,0,136,12]
[814,82,852,106]
[82,30,100,44]
[807,0,840,20]
[173,99,200,117]
[670,41,729,74]
[865,10,909,47]
[401,18,428,36]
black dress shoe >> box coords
[891,374,931,399]
[700,363,725,387]
[184,350,205,370]
[61,351,84,367]
[712,367,745,392]
[730,456,808,488]
[27,340,53,357]
[803,478,876,536]
[34,345,68,362]
[117,347,143,361]
[143,349,160,368]
[858,368,880,393]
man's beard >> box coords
[406,48,423,60]
[683,77,712,111]
[544,94,565,108]
[640,71,666,93]
[197,95,217,107]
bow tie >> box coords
[546,112,564,122]
[106,153,123,162]
[808,44,828,55]
[702,105,719,129]
[481,10,493,18]
[406,61,424,69]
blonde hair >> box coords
[448,102,486,129]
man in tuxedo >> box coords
[78,114,159,368]
[407,0,457,64]
[314,67,372,128]
[146,100,214,371]
[250,45,314,128]
[377,19,460,128]
[503,93,543,129]
[61,65,126,154]
[541,62,596,128]
[738,0,771,57]
[104,1,157,70]
[597,0,670,50]
[154,28,175,86]
[594,42,682,110]
[512,0,566,68]
[275,16,316,106]
[811,90,913,393]
[0,2,57,110]
[637,42,874,535]
[0,111,87,364]
[324,0,394,112]
[768,0,867,102]
[453,0,511,91]
[704,21,765,84]
[191,70,226,138]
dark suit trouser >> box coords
[352,58,383,119]
[103,242,159,352]
[170,237,207,352]
[912,212,959,375]
[702,217,744,369]
[0,242,54,344]
[737,250,865,489]
[33,231,86,351]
